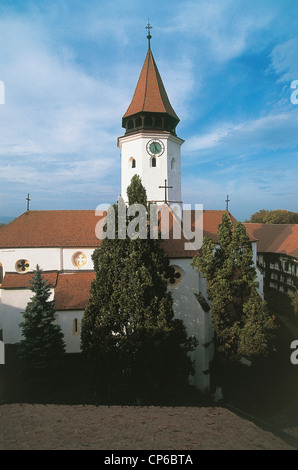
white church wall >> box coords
[256,267,264,299]
[1,287,54,344]
[168,258,214,393]
[0,247,61,276]
[56,310,83,353]
[251,241,257,264]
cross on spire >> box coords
[159,179,173,204]
[225,194,230,211]
[145,20,153,50]
[26,193,31,211]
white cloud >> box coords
[184,111,298,157]
[164,0,277,63]
[269,38,298,82]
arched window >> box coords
[129,157,136,168]
[0,263,3,285]
[73,318,80,335]
[171,158,176,170]
[151,157,156,168]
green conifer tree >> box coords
[192,213,276,363]
[81,176,196,402]
[18,265,66,371]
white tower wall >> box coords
[118,131,184,204]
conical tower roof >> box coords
[122,33,179,135]
[123,49,179,121]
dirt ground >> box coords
[0,403,296,451]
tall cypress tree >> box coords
[192,213,276,363]
[18,265,66,371]
[81,176,196,401]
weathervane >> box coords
[145,20,153,49]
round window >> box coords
[16,259,30,273]
[164,265,183,287]
[72,251,87,268]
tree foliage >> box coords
[192,213,277,364]
[18,265,66,371]
[81,175,196,401]
[246,209,298,224]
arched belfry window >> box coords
[127,119,134,130]
[155,116,162,128]
[144,116,153,127]
[171,158,176,170]
[151,157,156,168]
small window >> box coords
[16,259,30,273]
[151,157,156,168]
[129,157,136,168]
[171,158,176,170]
[135,117,142,127]
[73,318,80,335]
[0,263,3,285]
[163,265,184,288]
[72,252,87,268]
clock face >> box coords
[146,139,165,156]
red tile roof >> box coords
[1,270,95,311]
[0,211,104,248]
[122,49,179,121]
[0,208,253,257]
[244,223,298,258]
[54,272,95,310]
[1,271,58,289]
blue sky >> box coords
[0,0,297,221]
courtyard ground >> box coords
[0,402,296,450]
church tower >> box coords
[118,25,184,205]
